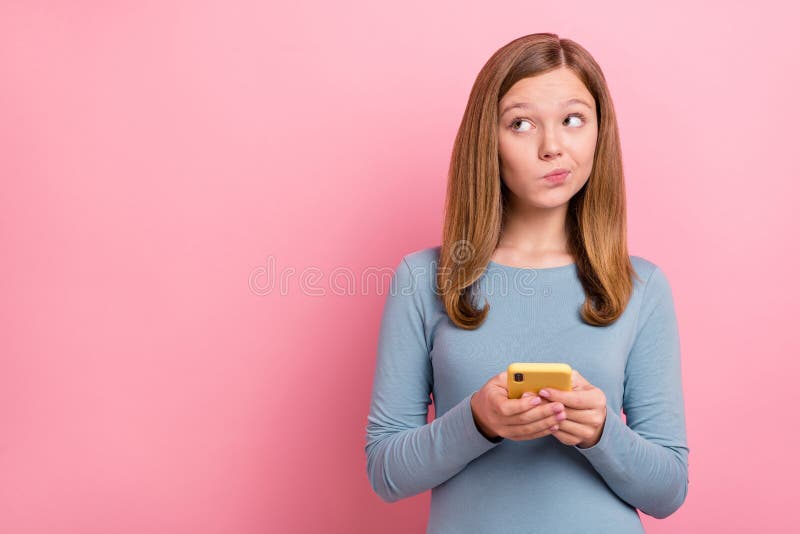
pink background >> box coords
[1,1,796,532]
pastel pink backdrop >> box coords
[1,1,796,533]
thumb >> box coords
[493,370,507,388]
[571,369,590,389]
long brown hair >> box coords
[438,32,641,329]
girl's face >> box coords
[497,67,598,211]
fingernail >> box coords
[522,392,532,398]
[529,396,541,405]
[539,389,550,398]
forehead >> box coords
[499,69,595,112]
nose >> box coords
[539,126,563,160]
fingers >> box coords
[552,407,605,426]
[483,372,532,417]
[493,392,546,417]
[549,419,593,445]
[488,385,552,418]
[517,426,560,441]
[503,404,568,438]
[550,424,584,446]
[539,385,600,410]
[505,400,566,426]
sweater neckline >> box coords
[487,259,577,274]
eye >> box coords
[509,118,533,132]
[565,113,587,127]
[508,113,588,132]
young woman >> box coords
[365,33,689,533]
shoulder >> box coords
[401,245,441,270]
[388,246,442,304]
[629,254,659,280]
[628,255,677,328]
[629,254,673,294]
[395,246,442,285]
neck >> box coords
[499,199,570,255]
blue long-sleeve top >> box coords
[364,246,689,534]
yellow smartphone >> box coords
[507,362,573,399]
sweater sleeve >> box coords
[364,257,501,503]
[573,266,690,518]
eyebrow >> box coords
[499,97,593,117]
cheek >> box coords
[581,130,599,159]
[497,145,518,174]
[498,139,533,169]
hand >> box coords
[470,371,568,442]
[537,369,608,448]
